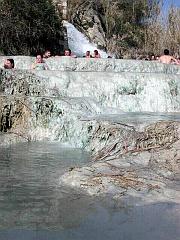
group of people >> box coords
[42,49,102,59]
[3,48,180,70]
[31,49,102,70]
[84,50,101,58]
[143,49,180,65]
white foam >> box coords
[63,21,108,58]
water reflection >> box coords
[87,112,180,125]
[0,142,92,229]
[0,142,179,240]
[0,202,179,240]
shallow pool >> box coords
[0,142,179,240]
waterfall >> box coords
[63,21,108,58]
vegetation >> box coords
[145,6,180,57]
[0,0,179,57]
[68,0,180,58]
[98,0,160,57]
[0,0,64,55]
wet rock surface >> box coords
[0,57,180,73]
[60,120,180,203]
[0,58,180,203]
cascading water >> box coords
[0,56,180,239]
[63,21,108,58]
[0,57,180,146]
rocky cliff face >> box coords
[53,0,106,50]
[69,1,106,50]
[53,0,67,19]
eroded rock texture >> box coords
[70,1,106,50]
[0,58,180,203]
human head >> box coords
[164,49,169,55]
[94,50,100,58]
[4,58,14,69]
[36,54,43,63]
[94,50,98,55]
[64,49,71,56]
[86,51,90,56]
[43,50,51,58]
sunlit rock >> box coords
[0,57,180,203]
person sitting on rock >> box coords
[4,58,14,69]
[31,54,48,70]
[43,50,51,59]
[159,49,178,64]
[93,50,101,58]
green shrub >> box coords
[0,0,64,55]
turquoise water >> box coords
[0,142,179,240]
